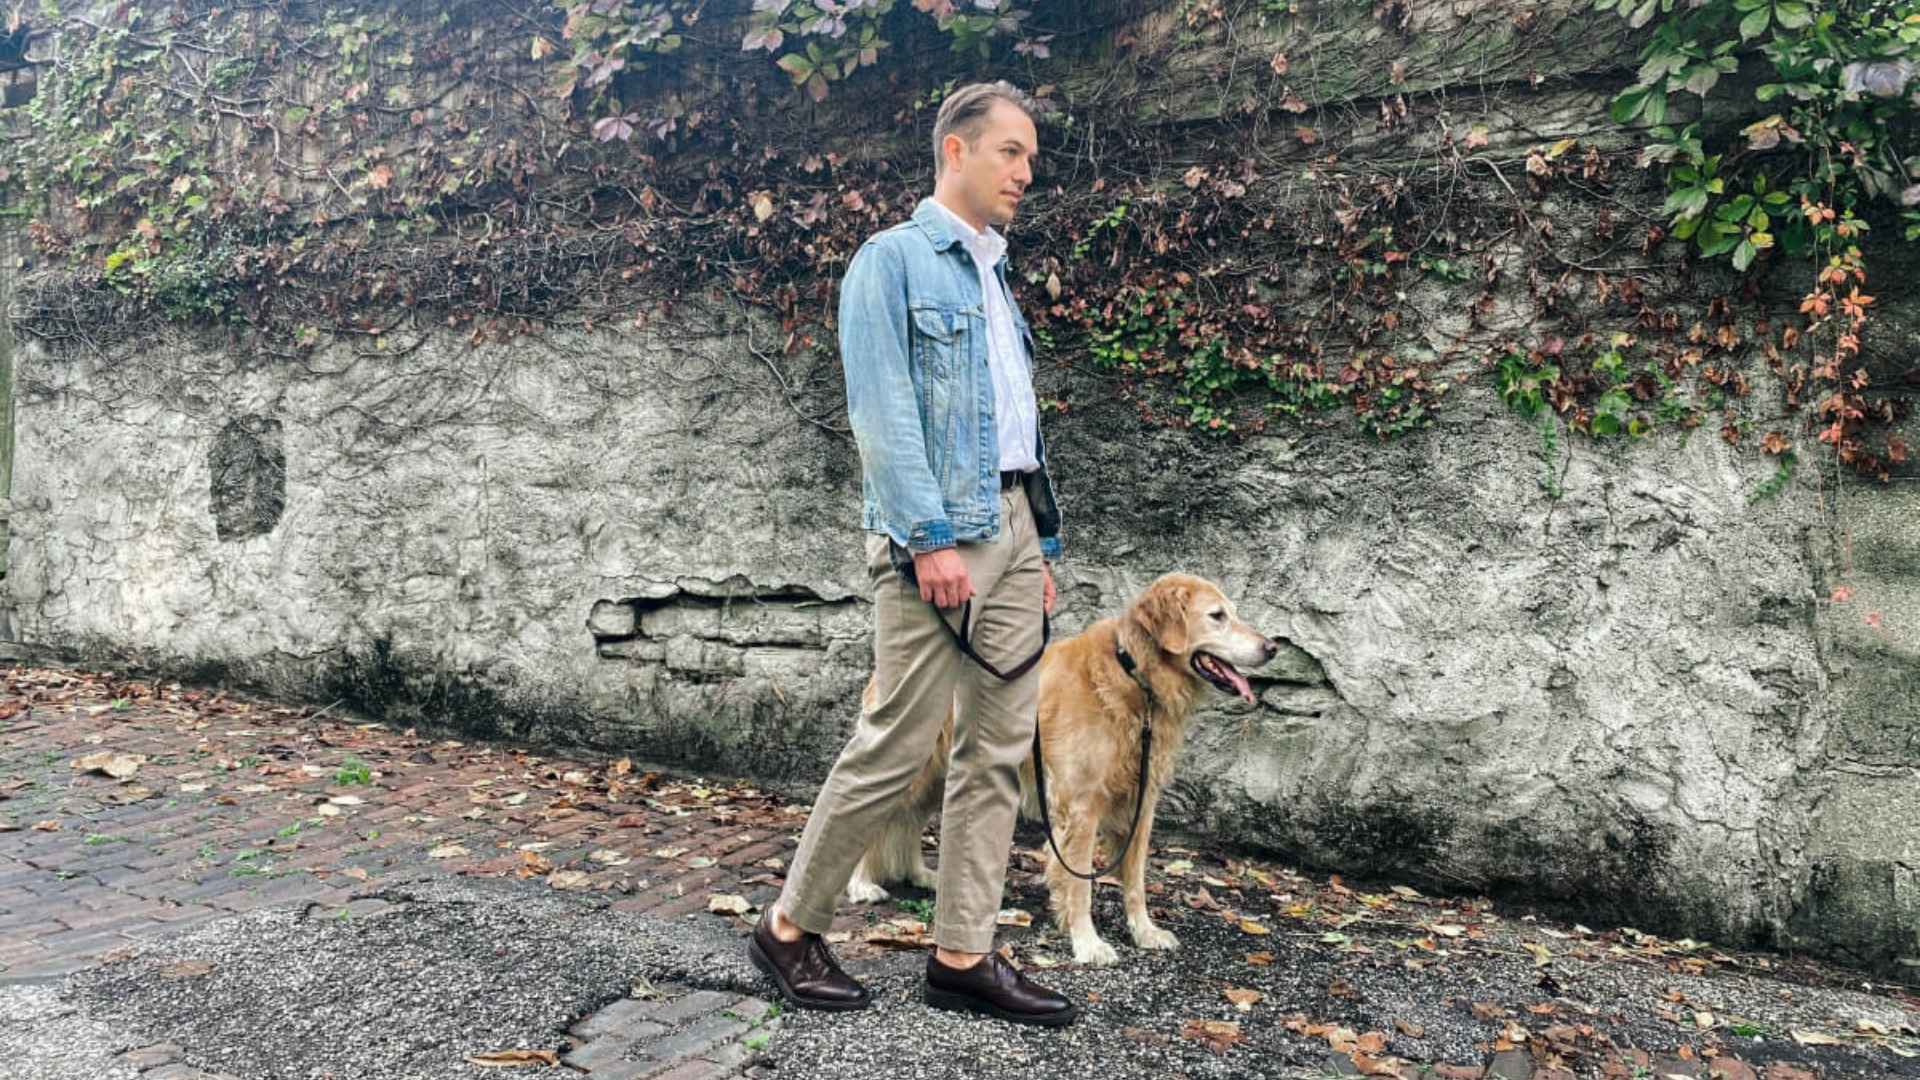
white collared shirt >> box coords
[929,198,1040,474]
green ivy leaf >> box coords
[774,52,814,82]
[1610,88,1650,124]
[1664,187,1711,218]
[1739,6,1770,40]
[1644,89,1669,124]
[1773,1,1811,29]
[1683,64,1722,96]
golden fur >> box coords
[842,572,1277,965]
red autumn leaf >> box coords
[1180,1018,1245,1055]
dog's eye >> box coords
[1210,610,1226,622]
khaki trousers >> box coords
[778,485,1045,953]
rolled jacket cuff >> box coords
[907,518,956,552]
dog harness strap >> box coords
[1031,640,1155,882]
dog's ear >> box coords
[1131,581,1191,655]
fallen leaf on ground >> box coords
[71,751,145,779]
[464,1049,559,1068]
[161,960,217,978]
[515,852,554,877]
[1791,1029,1844,1046]
[651,846,689,859]
[1224,988,1263,1012]
[1524,941,1553,966]
[1430,923,1466,937]
[997,908,1033,927]
[686,856,717,869]
[31,819,60,831]
[708,894,753,916]
[546,870,590,890]
[1238,919,1271,935]
[864,919,932,949]
[341,868,371,882]
[428,844,470,859]
[1180,1018,1245,1054]
[588,849,630,866]
[1245,951,1274,965]
[328,795,364,806]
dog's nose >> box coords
[1262,639,1279,659]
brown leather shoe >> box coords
[747,915,870,1011]
[924,953,1078,1027]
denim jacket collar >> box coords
[911,197,985,259]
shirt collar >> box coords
[926,197,1007,268]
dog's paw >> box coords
[843,878,891,904]
[907,862,939,890]
[1130,921,1179,951]
[1071,933,1121,967]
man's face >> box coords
[944,101,1037,227]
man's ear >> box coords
[1130,582,1191,656]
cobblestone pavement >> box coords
[2,666,1917,1080]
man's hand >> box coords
[1041,560,1056,615]
[912,547,975,609]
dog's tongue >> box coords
[1204,655,1255,704]
[1227,665,1254,704]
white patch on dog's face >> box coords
[1179,583,1274,703]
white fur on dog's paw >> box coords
[1071,930,1120,966]
[844,878,891,904]
[1130,920,1179,951]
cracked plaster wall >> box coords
[6,296,1917,976]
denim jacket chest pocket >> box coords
[908,303,976,479]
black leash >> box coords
[1030,642,1156,882]
[922,580,1155,883]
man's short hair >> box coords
[931,81,1036,177]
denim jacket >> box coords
[838,198,1064,560]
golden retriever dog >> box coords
[842,572,1279,966]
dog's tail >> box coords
[1016,757,1042,821]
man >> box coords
[748,81,1075,1028]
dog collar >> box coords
[1113,640,1157,728]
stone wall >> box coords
[7,288,1918,973]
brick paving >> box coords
[0,667,797,1077]
[2,665,1915,1080]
